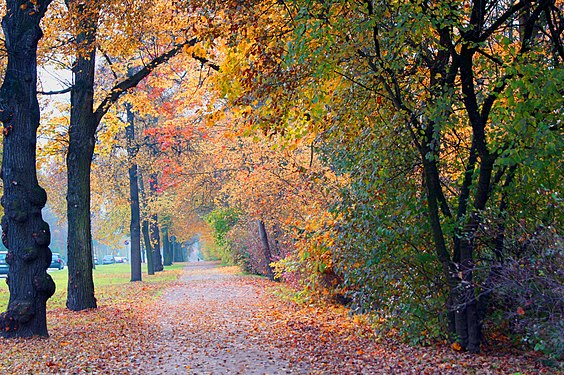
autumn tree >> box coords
[215,0,563,353]
[0,0,55,337]
[62,0,204,310]
[125,103,142,281]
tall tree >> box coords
[64,0,101,311]
[162,224,172,266]
[64,0,197,310]
[215,0,563,353]
[148,173,164,271]
[0,0,55,337]
[257,220,275,280]
[126,103,142,281]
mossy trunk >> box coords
[0,0,55,338]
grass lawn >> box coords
[0,262,185,311]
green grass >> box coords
[0,263,185,311]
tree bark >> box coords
[150,214,163,272]
[126,104,142,282]
[172,236,183,262]
[141,219,154,275]
[162,226,172,266]
[258,220,275,280]
[0,0,55,337]
[148,174,163,272]
[170,236,176,263]
[138,172,154,275]
[65,0,99,311]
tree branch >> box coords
[192,53,220,71]
[479,1,527,42]
[99,46,119,80]
[94,37,199,125]
[37,87,72,95]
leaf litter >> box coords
[0,262,558,374]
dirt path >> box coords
[142,262,308,374]
[138,262,553,375]
[0,262,553,374]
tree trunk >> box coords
[455,156,495,353]
[148,173,163,271]
[142,219,154,275]
[138,172,154,275]
[126,104,142,282]
[170,235,176,263]
[0,0,55,338]
[62,6,196,307]
[257,220,275,281]
[162,226,172,266]
[65,0,99,311]
[172,236,183,262]
[66,132,97,310]
[150,214,163,271]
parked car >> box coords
[114,256,128,263]
[102,255,115,265]
[50,253,65,270]
[94,256,99,265]
[0,251,8,276]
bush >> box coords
[204,208,240,265]
[491,226,563,359]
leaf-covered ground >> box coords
[0,262,558,374]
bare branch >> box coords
[37,87,72,95]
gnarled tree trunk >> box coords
[0,0,55,337]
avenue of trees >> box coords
[0,0,562,359]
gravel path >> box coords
[142,262,309,374]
